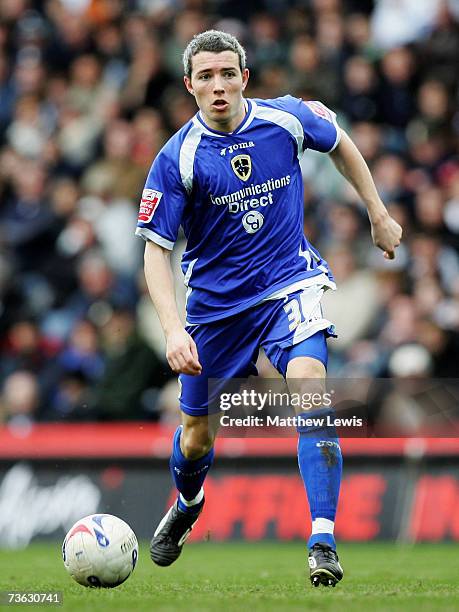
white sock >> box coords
[179,487,204,507]
[312,518,334,535]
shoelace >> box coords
[160,509,196,542]
[312,545,337,562]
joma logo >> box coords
[220,141,255,156]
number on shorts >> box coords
[283,298,302,331]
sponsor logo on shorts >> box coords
[138,189,163,223]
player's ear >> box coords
[184,75,194,95]
[241,68,249,91]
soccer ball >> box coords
[62,514,138,588]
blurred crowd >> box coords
[0,0,458,427]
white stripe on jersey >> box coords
[183,258,198,287]
[237,100,258,133]
[180,122,204,194]
[254,105,304,159]
[299,246,313,270]
[135,227,174,250]
[184,258,198,313]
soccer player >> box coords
[136,30,402,587]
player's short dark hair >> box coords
[183,30,246,78]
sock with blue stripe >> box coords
[296,409,342,549]
[169,426,214,514]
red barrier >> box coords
[1,422,459,458]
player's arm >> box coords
[144,240,201,376]
[329,129,402,260]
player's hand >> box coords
[165,326,202,376]
[370,213,403,260]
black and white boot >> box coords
[308,542,344,587]
[150,499,204,567]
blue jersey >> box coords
[135,95,340,324]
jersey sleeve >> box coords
[135,146,187,250]
[283,96,341,154]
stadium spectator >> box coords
[378,47,416,130]
[322,245,381,351]
[0,0,456,429]
[341,55,379,123]
[90,308,170,420]
[1,370,41,431]
[371,0,441,50]
[41,319,104,421]
[82,119,150,202]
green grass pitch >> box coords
[1,542,458,611]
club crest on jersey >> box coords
[231,154,252,181]
[138,189,163,223]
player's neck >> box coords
[202,99,248,134]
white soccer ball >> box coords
[62,514,138,588]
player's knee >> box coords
[286,356,326,408]
[287,356,325,380]
[181,428,214,460]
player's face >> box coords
[184,51,249,133]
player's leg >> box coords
[150,413,218,567]
[151,315,259,566]
[260,287,343,586]
[286,351,343,587]
[171,413,217,509]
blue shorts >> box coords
[179,286,336,416]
